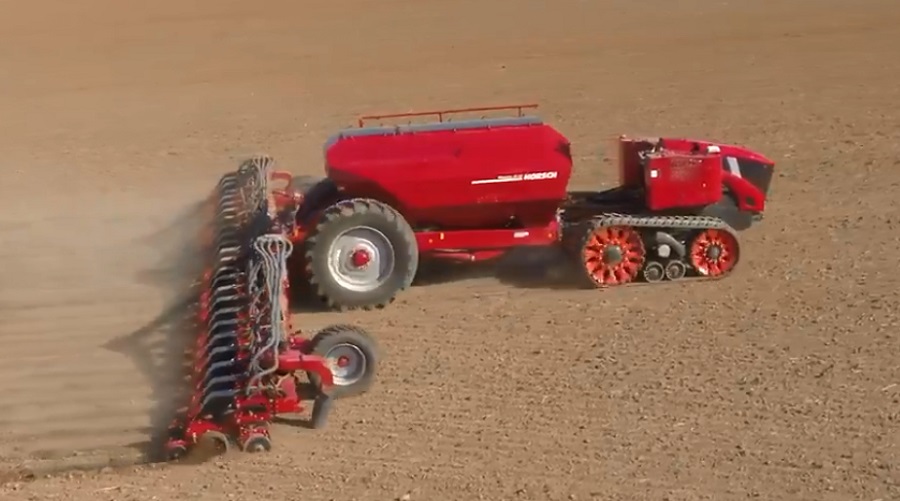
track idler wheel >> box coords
[664,260,687,280]
[689,228,740,277]
[579,224,646,287]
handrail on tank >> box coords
[357,103,540,128]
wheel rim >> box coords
[327,226,395,292]
[689,229,739,277]
[643,261,664,282]
[582,226,645,286]
[665,261,686,280]
[325,343,367,386]
[247,438,268,453]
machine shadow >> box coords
[285,266,334,313]
[413,246,587,291]
[105,199,207,463]
[286,246,586,313]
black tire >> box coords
[306,324,380,399]
[304,198,418,310]
[290,175,322,194]
[290,175,339,222]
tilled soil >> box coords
[1,0,899,500]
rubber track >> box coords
[581,213,740,286]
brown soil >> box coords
[1,0,899,499]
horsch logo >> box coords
[471,171,559,185]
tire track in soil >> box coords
[0,191,208,474]
[1,0,900,499]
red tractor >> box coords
[265,104,774,311]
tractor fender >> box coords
[294,177,340,226]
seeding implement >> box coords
[265,103,775,311]
[165,157,379,459]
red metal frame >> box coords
[269,171,300,207]
[168,264,336,455]
[641,136,773,213]
[166,167,340,458]
[618,135,772,213]
[642,151,724,211]
[357,103,539,127]
[275,211,559,263]
[415,220,560,252]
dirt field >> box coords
[1,0,899,499]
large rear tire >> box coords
[304,198,418,310]
[290,175,339,221]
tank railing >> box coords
[357,103,539,128]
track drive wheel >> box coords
[579,224,646,287]
[304,198,418,310]
[664,260,687,280]
[689,228,740,277]
[306,324,380,399]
